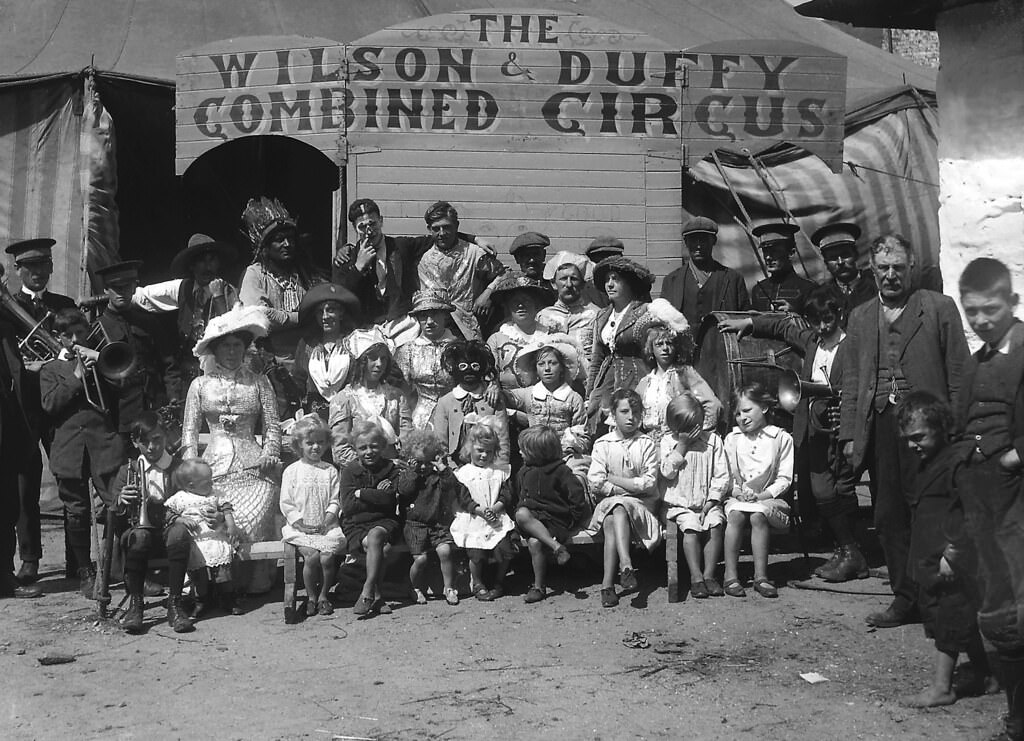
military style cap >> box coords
[95,260,143,285]
[510,231,551,256]
[682,217,718,237]
[5,238,56,264]
[810,222,862,252]
[752,222,799,248]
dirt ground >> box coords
[0,519,1006,741]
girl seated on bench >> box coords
[722,382,794,599]
[584,388,660,608]
[280,415,345,617]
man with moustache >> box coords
[537,253,599,381]
[749,222,816,314]
[811,222,875,319]
[660,217,750,327]
[839,234,968,628]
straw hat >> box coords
[409,288,455,315]
[514,333,584,383]
[346,327,394,359]
[193,304,270,357]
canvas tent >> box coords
[0,0,938,297]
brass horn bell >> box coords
[777,369,836,434]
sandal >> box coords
[318,599,334,616]
[704,577,725,597]
[374,598,392,615]
[690,580,710,599]
[619,567,639,592]
[412,588,428,605]
[723,579,746,598]
[306,599,319,617]
[444,587,460,606]
[753,579,778,598]
[601,587,619,608]
[474,586,494,602]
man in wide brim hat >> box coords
[296,283,361,325]
[169,234,237,279]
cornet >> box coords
[127,456,154,529]
[777,368,837,435]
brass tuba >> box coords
[777,368,837,435]
[0,268,64,361]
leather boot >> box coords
[814,547,841,578]
[16,560,39,586]
[819,544,869,583]
[995,654,1024,741]
[77,565,96,600]
[166,596,196,633]
[122,594,144,634]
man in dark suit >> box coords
[95,261,179,442]
[40,308,126,599]
[660,216,750,327]
[332,198,487,327]
[2,238,76,585]
[839,234,969,628]
[811,222,876,320]
[0,299,44,599]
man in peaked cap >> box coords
[660,216,750,327]
[2,238,75,586]
[811,222,875,320]
[749,221,816,314]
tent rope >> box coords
[844,160,938,188]
[709,151,768,278]
[743,149,812,280]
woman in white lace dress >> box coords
[393,289,458,429]
[181,305,282,594]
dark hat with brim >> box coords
[5,238,56,264]
[170,234,237,277]
[95,260,143,285]
[297,282,360,323]
[489,272,555,308]
[811,222,861,253]
[752,222,799,249]
[592,256,655,294]
[585,235,625,260]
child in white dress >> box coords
[584,388,660,608]
[659,393,730,599]
[449,423,516,601]
[280,416,346,617]
[722,382,794,599]
[164,459,241,614]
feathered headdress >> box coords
[240,196,296,258]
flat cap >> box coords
[682,216,718,236]
[585,236,625,260]
[510,231,551,255]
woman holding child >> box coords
[181,305,283,593]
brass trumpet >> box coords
[127,456,154,529]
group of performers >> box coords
[0,195,1022,739]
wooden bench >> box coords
[266,524,682,623]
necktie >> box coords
[376,249,387,297]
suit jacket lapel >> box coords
[614,302,642,339]
[897,292,925,361]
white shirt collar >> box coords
[142,451,173,472]
[733,424,781,439]
[453,385,484,401]
[21,286,45,301]
[532,382,572,401]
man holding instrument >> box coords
[2,238,75,586]
[40,308,125,600]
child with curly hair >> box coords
[280,415,345,617]
[399,429,482,605]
